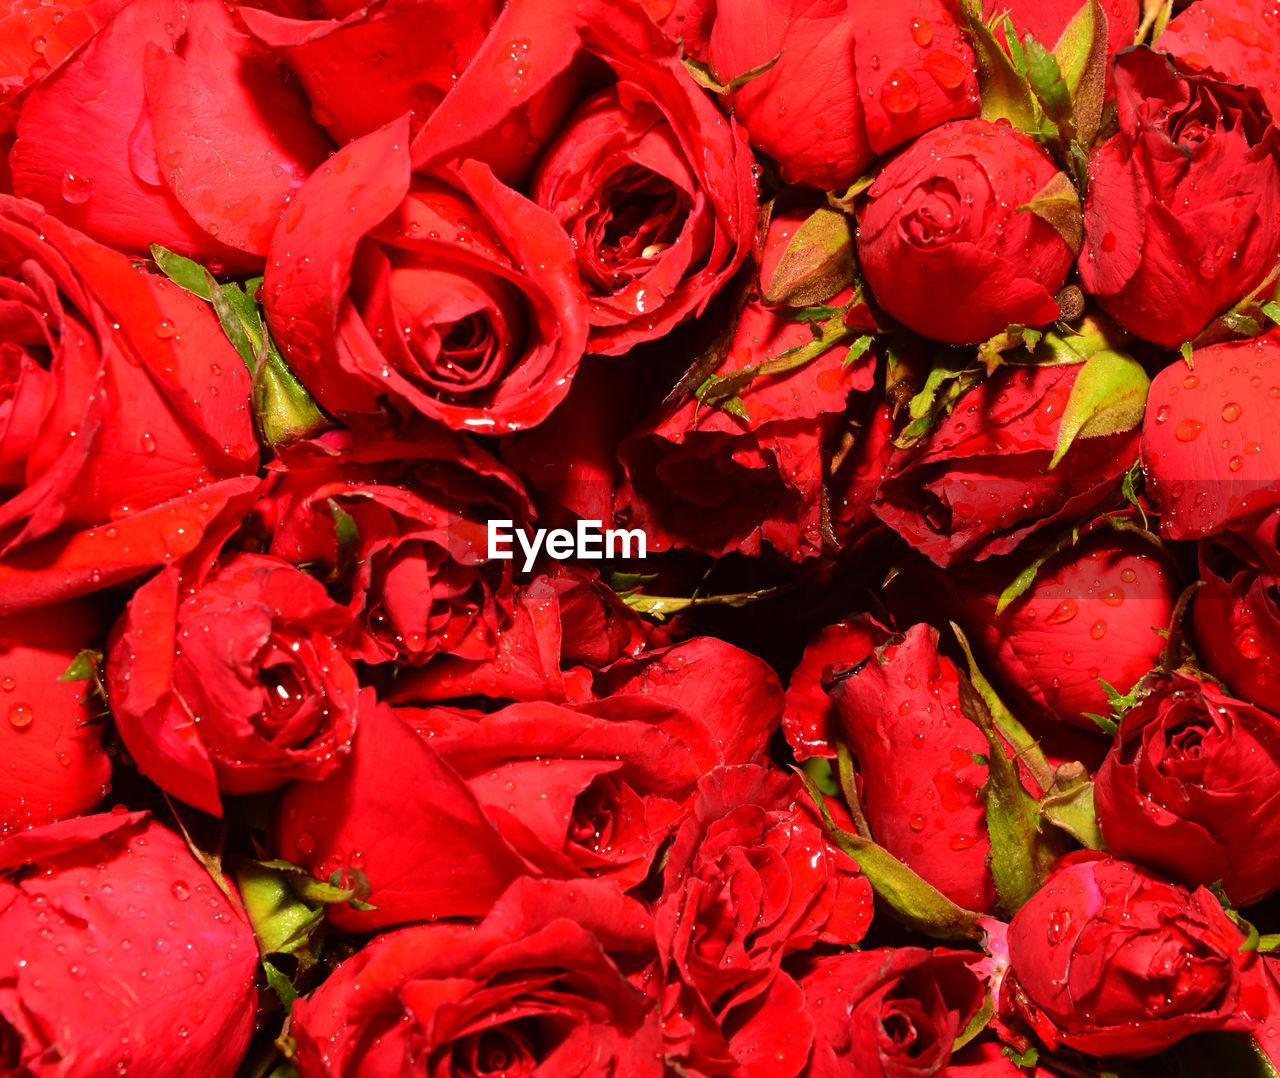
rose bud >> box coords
[264,119,588,435]
[663,0,978,191]
[238,0,502,146]
[1002,853,1262,1057]
[1142,329,1280,544]
[402,698,703,889]
[0,812,258,1076]
[1078,49,1280,347]
[825,622,1000,912]
[1196,539,1280,714]
[857,119,1075,345]
[258,427,532,666]
[656,766,873,1078]
[0,196,260,612]
[617,204,876,561]
[1095,671,1280,905]
[390,567,659,707]
[0,601,111,835]
[782,614,891,760]
[410,0,756,355]
[10,0,330,270]
[107,552,360,816]
[874,363,1141,567]
[291,877,661,1077]
[1159,0,1280,122]
[799,947,987,1077]
[889,531,1178,732]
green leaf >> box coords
[1136,0,1174,46]
[995,528,1078,614]
[797,769,984,941]
[1263,300,1280,326]
[1024,36,1072,125]
[800,757,839,798]
[58,648,103,682]
[1040,768,1104,849]
[977,324,1041,374]
[894,360,985,449]
[843,335,874,368]
[621,582,794,623]
[1181,341,1195,366]
[954,991,994,1051]
[763,207,857,308]
[150,243,212,300]
[1003,1045,1040,1068]
[1049,349,1149,469]
[262,959,300,1008]
[1017,171,1083,254]
[205,276,258,370]
[237,862,326,957]
[682,50,780,94]
[960,0,1042,133]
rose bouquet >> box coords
[4,0,1280,1075]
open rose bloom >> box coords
[8,0,1280,1075]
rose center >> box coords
[452,1021,540,1078]
[584,174,690,289]
[901,178,965,246]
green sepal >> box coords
[960,0,1042,133]
[252,339,331,449]
[763,206,857,308]
[1017,171,1083,254]
[1054,0,1108,147]
[58,648,103,682]
[150,243,214,299]
[683,51,780,95]
[797,769,984,941]
[995,525,1080,615]
[1039,763,1104,849]
[262,959,300,1008]
[1049,349,1149,469]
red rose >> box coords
[273,693,537,932]
[1078,48,1280,347]
[0,195,259,613]
[1196,538,1280,714]
[401,698,703,889]
[799,947,987,1078]
[782,614,890,760]
[259,427,532,666]
[413,0,757,354]
[0,812,258,1077]
[888,531,1178,731]
[0,601,111,835]
[1160,0,1280,123]
[857,119,1074,345]
[10,0,330,269]
[290,877,662,1078]
[389,568,660,707]
[824,622,1000,912]
[239,0,503,147]
[656,766,872,1078]
[1142,330,1280,544]
[264,119,589,434]
[594,635,785,770]
[1095,671,1280,905]
[107,551,359,816]
[664,0,978,191]
[873,364,1139,566]
[617,204,877,560]
[1002,853,1262,1057]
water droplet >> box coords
[881,68,921,113]
[949,834,975,851]
[1047,909,1070,945]
[1090,620,1107,639]
[170,881,190,902]
[1175,418,1205,442]
[294,830,316,856]
[0,676,14,692]
[155,320,177,339]
[1121,568,1137,583]
[7,703,33,730]
[1044,599,1078,625]
[1230,455,1244,472]
[1154,404,1171,424]
[909,814,926,832]
[1222,402,1242,422]
[60,173,91,204]
[140,433,156,454]
[1099,587,1124,606]
[909,17,933,46]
